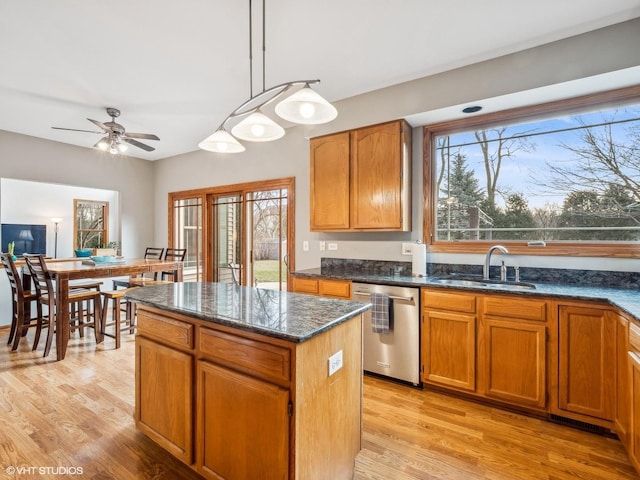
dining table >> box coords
[26,258,183,360]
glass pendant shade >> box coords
[198,129,246,153]
[97,138,109,151]
[231,111,285,142]
[275,85,337,124]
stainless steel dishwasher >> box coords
[352,282,420,385]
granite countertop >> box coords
[294,268,640,323]
[125,282,371,343]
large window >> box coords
[424,86,640,256]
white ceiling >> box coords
[1,0,640,161]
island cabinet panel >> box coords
[309,131,350,230]
[134,302,363,480]
[135,336,193,464]
[294,312,363,480]
[480,318,546,408]
[199,327,291,387]
[196,361,289,480]
[309,120,411,232]
[557,305,615,422]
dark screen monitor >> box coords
[1,223,47,256]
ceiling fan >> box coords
[52,107,160,154]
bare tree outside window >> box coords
[74,199,108,249]
[431,102,640,244]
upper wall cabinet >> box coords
[310,120,412,232]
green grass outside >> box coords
[253,260,284,282]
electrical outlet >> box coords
[402,243,413,255]
[328,350,343,376]
[319,241,326,251]
[328,242,338,251]
[303,240,309,251]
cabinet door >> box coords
[310,132,350,230]
[558,305,615,421]
[197,361,289,480]
[629,352,640,471]
[350,121,408,230]
[135,336,193,464]
[616,314,630,447]
[482,318,546,408]
[422,310,476,391]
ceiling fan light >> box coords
[97,138,109,151]
[198,129,246,153]
[108,145,118,154]
[118,142,128,153]
[275,85,337,125]
[231,112,285,142]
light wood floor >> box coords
[1,329,638,480]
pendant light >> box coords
[199,0,337,154]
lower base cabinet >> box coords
[135,336,193,464]
[482,318,546,408]
[197,361,289,479]
[135,305,362,480]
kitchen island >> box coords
[126,282,370,480]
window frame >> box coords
[73,199,109,250]
[423,84,640,258]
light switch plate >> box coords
[303,240,309,251]
[319,241,326,251]
[328,242,338,251]
[328,350,343,376]
[402,243,413,255]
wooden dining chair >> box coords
[2,254,43,351]
[159,248,187,281]
[112,247,165,289]
[24,254,103,357]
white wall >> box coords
[0,132,156,327]
[1,178,119,259]
[153,18,640,273]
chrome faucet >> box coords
[483,245,509,280]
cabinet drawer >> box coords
[423,289,476,313]
[199,328,291,386]
[137,309,194,350]
[629,323,640,353]
[319,279,351,299]
[483,296,547,322]
[291,276,319,294]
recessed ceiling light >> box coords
[462,105,483,114]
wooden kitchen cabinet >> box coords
[422,289,477,391]
[135,303,362,480]
[196,360,289,480]
[616,313,631,448]
[135,335,194,464]
[309,120,411,232]
[422,289,550,412]
[290,275,351,299]
[627,321,640,471]
[480,295,548,409]
[557,304,616,423]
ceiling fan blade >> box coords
[124,132,160,141]
[123,137,155,152]
[52,126,103,134]
[88,118,110,131]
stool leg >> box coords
[114,298,121,349]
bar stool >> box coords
[24,254,103,357]
[2,254,42,351]
[100,287,139,349]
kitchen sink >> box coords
[430,277,536,291]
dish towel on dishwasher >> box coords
[370,292,392,334]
